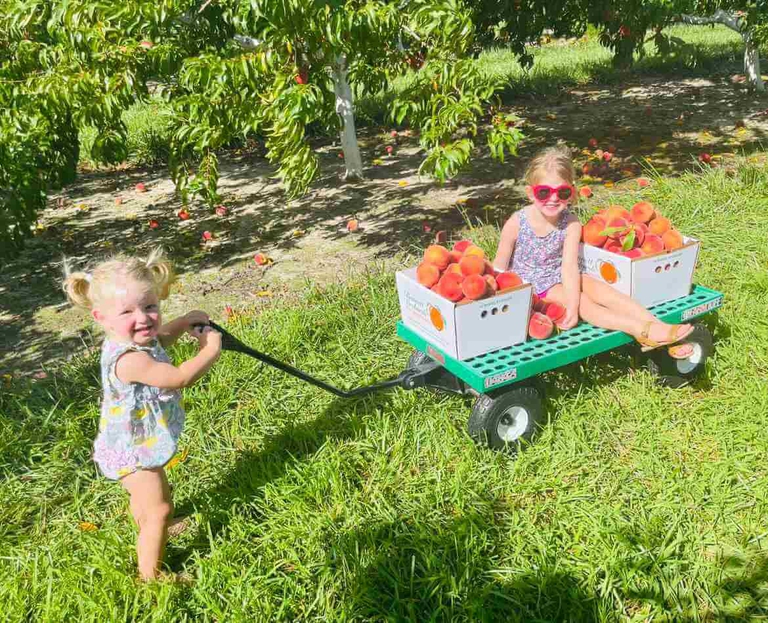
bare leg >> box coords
[122,468,173,581]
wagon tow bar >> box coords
[198,321,442,399]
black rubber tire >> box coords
[468,385,545,452]
[645,323,713,388]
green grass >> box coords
[2,154,768,620]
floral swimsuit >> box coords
[93,339,185,480]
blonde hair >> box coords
[63,248,175,310]
[525,145,576,186]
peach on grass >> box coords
[423,244,451,270]
[648,216,671,236]
[462,274,488,300]
[346,219,359,232]
[641,234,664,255]
[496,271,523,290]
[416,262,441,287]
[528,312,554,340]
[437,273,464,302]
[630,201,655,223]
[582,217,607,247]
[254,253,270,265]
[662,229,684,251]
[579,186,593,198]
[459,255,485,277]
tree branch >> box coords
[675,10,743,34]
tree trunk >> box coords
[331,55,364,180]
[744,35,765,93]
[676,11,765,92]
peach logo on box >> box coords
[429,305,445,331]
[598,260,620,284]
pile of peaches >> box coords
[416,241,524,302]
[582,201,685,257]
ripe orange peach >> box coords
[452,239,473,253]
[484,274,498,293]
[423,244,451,270]
[662,229,684,251]
[528,312,554,340]
[416,262,441,287]
[459,255,485,276]
[445,262,463,276]
[437,272,464,302]
[606,205,631,221]
[579,186,593,198]
[582,217,607,247]
[462,274,488,300]
[648,216,671,236]
[641,234,664,255]
[603,239,623,254]
[462,245,486,260]
[630,201,655,223]
[496,271,523,290]
[620,248,644,259]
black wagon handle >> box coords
[191,321,431,398]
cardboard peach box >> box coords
[579,236,700,308]
[396,266,533,360]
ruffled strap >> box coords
[103,340,154,394]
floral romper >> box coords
[510,207,571,297]
[93,339,185,480]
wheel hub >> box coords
[497,406,530,442]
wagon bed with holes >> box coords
[207,285,723,452]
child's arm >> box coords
[158,310,210,349]
[492,213,521,272]
[116,328,222,389]
[559,218,583,330]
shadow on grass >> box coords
[325,510,602,621]
[169,391,395,567]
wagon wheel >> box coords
[467,385,545,452]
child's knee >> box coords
[146,501,174,528]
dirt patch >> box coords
[2,71,767,377]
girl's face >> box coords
[526,171,574,221]
[92,278,161,346]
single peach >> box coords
[545,302,566,324]
[423,244,451,270]
[606,205,631,221]
[459,255,485,277]
[416,262,441,288]
[462,274,488,300]
[437,272,464,302]
[496,271,523,290]
[462,245,486,260]
[630,201,655,224]
[582,217,607,247]
[528,312,554,340]
[662,229,684,251]
[648,216,671,236]
[445,262,463,276]
[452,239,473,254]
[579,186,593,198]
[603,239,623,254]
[620,248,644,259]
[641,234,664,255]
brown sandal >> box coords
[635,321,694,354]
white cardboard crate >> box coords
[579,236,700,308]
[396,267,532,360]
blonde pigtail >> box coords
[62,266,94,309]
[144,247,175,300]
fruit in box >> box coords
[581,200,686,257]
[415,241,524,302]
